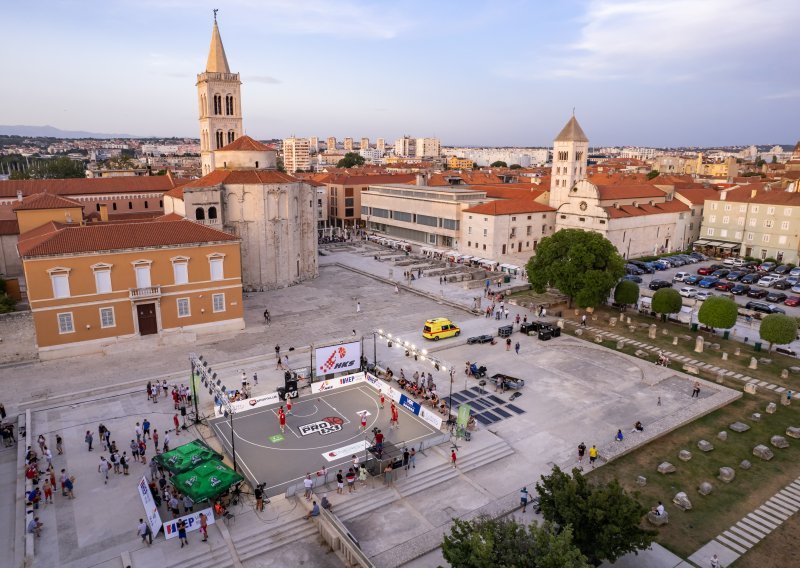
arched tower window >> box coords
[225,95,234,116]
[216,130,224,149]
[213,94,222,115]
[208,206,218,220]
[227,130,235,144]
[195,207,206,220]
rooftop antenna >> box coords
[213,8,218,22]
[572,106,575,116]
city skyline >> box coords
[1,0,798,147]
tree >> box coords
[442,515,589,568]
[509,164,522,169]
[337,152,366,168]
[536,466,655,565]
[697,296,738,332]
[9,156,85,180]
[651,288,682,321]
[102,155,135,169]
[526,229,625,308]
[759,314,798,352]
[0,293,15,314]
[490,160,507,168]
[614,280,640,309]
[646,170,660,180]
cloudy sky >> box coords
[2,0,798,146]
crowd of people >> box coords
[380,368,450,416]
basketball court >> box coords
[209,382,443,497]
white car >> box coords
[673,272,690,282]
[723,258,746,267]
[679,287,697,298]
[696,291,714,301]
[790,267,800,278]
[757,275,780,287]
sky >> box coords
[1,0,799,147]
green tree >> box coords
[337,152,366,168]
[651,288,682,321]
[646,170,660,180]
[614,280,640,309]
[697,296,738,331]
[0,293,15,314]
[526,229,625,308]
[102,155,135,169]
[756,158,766,167]
[772,155,778,163]
[442,515,589,568]
[490,160,507,168]
[10,156,85,180]
[759,314,798,351]
[536,466,655,565]
[509,164,522,169]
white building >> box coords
[394,136,416,157]
[415,137,441,159]
[620,147,658,160]
[359,147,384,163]
[282,137,311,173]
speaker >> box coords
[180,407,186,417]
[286,380,298,394]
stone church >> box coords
[165,17,318,290]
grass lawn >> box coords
[587,391,800,559]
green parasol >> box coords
[153,439,222,474]
[171,460,244,503]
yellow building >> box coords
[15,192,244,359]
[447,156,474,170]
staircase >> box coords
[333,486,400,522]
[232,515,319,563]
[161,535,236,568]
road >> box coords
[630,259,800,355]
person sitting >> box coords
[320,494,332,511]
[466,415,476,431]
[469,362,479,377]
[397,377,408,390]
[213,500,227,517]
[439,401,448,415]
[386,368,393,381]
[652,501,665,516]
[615,429,624,442]
[304,500,320,520]
[27,516,43,537]
[631,421,644,433]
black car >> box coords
[684,275,702,285]
[467,334,495,345]
[622,274,643,283]
[745,301,786,314]
[774,265,793,275]
[766,292,788,303]
[629,261,655,274]
[741,273,760,284]
[649,280,673,290]
[773,279,792,290]
[725,271,745,281]
[711,269,730,278]
[731,284,751,295]
[625,264,644,275]
[747,288,768,299]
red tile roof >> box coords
[0,174,186,199]
[325,174,416,186]
[183,169,300,189]
[604,200,689,219]
[463,200,554,215]
[0,219,19,236]
[218,135,275,152]
[17,218,239,257]
[596,184,666,200]
[11,192,84,211]
[674,188,721,205]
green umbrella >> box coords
[171,460,244,503]
[154,439,222,474]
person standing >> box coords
[138,439,147,465]
[199,512,208,542]
[286,397,293,415]
[173,414,180,436]
[336,470,344,494]
[710,553,722,568]
[390,403,399,430]
[98,456,110,485]
[182,494,194,513]
[514,342,520,355]
[379,392,385,409]
[403,447,410,470]
[138,519,152,545]
[577,442,586,465]
[56,434,63,455]
[304,473,314,500]
[589,445,598,469]
[263,309,270,324]
[360,412,367,431]
[253,372,258,386]
[691,381,701,398]
[163,432,171,453]
[451,449,457,468]
[356,301,361,313]
[254,484,264,512]
[581,314,587,327]
[520,487,529,512]
[152,430,159,454]
[346,468,356,493]
[506,337,512,351]
[121,452,129,475]
[278,408,286,434]
[85,430,93,452]
[409,447,416,469]
[42,479,53,505]
[177,519,189,548]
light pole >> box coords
[189,352,237,472]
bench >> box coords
[683,365,699,375]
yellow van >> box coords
[422,318,461,340]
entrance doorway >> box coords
[136,303,158,336]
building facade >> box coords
[415,137,441,159]
[282,137,311,173]
[325,174,415,230]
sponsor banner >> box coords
[215,392,281,417]
[310,372,365,394]
[163,507,215,540]
[138,476,163,536]
[315,341,361,375]
[418,406,443,429]
[298,416,344,436]
[399,394,421,416]
[321,440,370,463]
[457,404,471,428]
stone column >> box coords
[749,357,758,370]
[694,336,704,353]
[649,324,657,339]
[672,336,679,345]
[722,352,728,361]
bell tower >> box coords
[197,12,243,175]
[549,114,589,209]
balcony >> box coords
[129,286,162,300]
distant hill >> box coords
[0,124,137,138]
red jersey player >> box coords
[390,402,399,429]
[286,396,293,415]
[278,406,286,434]
[360,412,367,431]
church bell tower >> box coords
[197,12,243,175]
[549,115,589,209]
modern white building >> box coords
[415,137,441,159]
[394,136,416,157]
[282,136,311,173]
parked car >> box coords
[759,262,777,272]
[629,261,655,274]
[741,273,761,284]
[684,275,702,285]
[789,267,800,277]
[773,279,792,290]
[622,274,643,283]
[649,279,673,290]
[653,260,671,270]
[467,334,495,345]
[747,288,768,299]
[626,264,644,275]
[785,296,800,307]
[745,301,785,314]
[696,291,714,301]
[792,284,800,294]
[786,276,799,286]
[698,277,719,288]
[690,252,708,261]
[673,271,690,282]
[711,269,731,279]
[757,275,780,287]
[679,287,697,298]
[766,291,788,303]
[725,271,745,281]
[698,264,724,275]
[774,264,793,275]
[730,284,751,295]
[775,346,797,357]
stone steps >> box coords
[162,536,236,568]
[336,488,401,522]
[234,516,319,562]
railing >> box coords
[196,72,240,82]
[129,286,161,299]
[319,508,375,568]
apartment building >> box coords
[325,174,415,230]
[394,136,416,157]
[360,137,369,150]
[376,138,386,154]
[309,137,319,153]
[447,156,474,170]
[326,137,336,151]
[362,184,486,249]
[15,194,244,359]
[415,138,441,159]
[344,138,354,151]
[282,136,311,173]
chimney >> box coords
[720,191,726,201]
[99,203,109,222]
[415,173,427,186]
[65,212,73,224]
[16,190,23,202]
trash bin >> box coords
[723,330,730,339]
[691,323,698,332]
[754,342,762,352]
[504,275,511,283]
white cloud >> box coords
[521,0,799,82]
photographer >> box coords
[254,482,265,512]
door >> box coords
[136,303,158,336]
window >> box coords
[128,202,133,210]
[209,255,224,281]
[722,216,729,224]
[215,130,224,149]
[99,307,115,328]
[747,232,754,242]
[208,206,218,220]
[195,207,205,221]
[57,312,74,334]
[94,269,112,294]
[706,228,715,236]
[144,201,149,209]
[752,206,759,213]
[767,207,775,215]
[781,221,790,230]
[393,211,412,222]
[483,229,487,237]
[527,226,532,236]
[737,217,744,226]
[711,203,718,210]
[784,208,792,216]
[511,217,516,221]
[739,205,746,213]
[468,226,472,235]
[133,261,152,288]
[442,219,458,230]
[212,293,225,313]
[720,229,728,237]
[709,215,716,223]
[416,214,438,227]
[749,218,756,227]
[172,259,189,285]
[213,94,222,115]
[762,234,770,243]
[724,204,731,211]
[177,298,190,318]
[779,235,787,245]
[50,271,70,299]
[764,219,774,228]
[112,202,117,211]
[735,231,742,239]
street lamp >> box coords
[188,352,237,472]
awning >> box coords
[693,239,710,246]
[154,439,223,475]
[718,242,740,249]
[171,460,244,503]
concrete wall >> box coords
[0,234,21,276]
[0,311,37,363]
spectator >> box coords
[27,516,43,537]
[305,501,320,520]
[138,518,152,545]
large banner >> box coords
[311,372,365,394]
[315,341,362,375]
[163,507,216,540]
[138,476,163,536]
[365,373,443,430]
[215,392,281,417]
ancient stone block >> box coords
[718,467,735,483]
[657,462,676,474]
[697,439,714,452]
[766,402,777,414]
[636,476,647,486]
[752,413,761,422]
[770,435,789,449]
[786,427,800,439]
[753,444,774,460]
[739,460,752,470]
[673,492,692,511]
[678,450,692,462]
[717,431,728,441]
[635,349,649,358]
[698,482,713,495]
[729,422,750,433]
[744,383,757,394]
[749,357,758,370]
[647,510,669,526]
